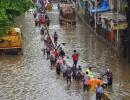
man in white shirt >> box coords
[61,60,67,77]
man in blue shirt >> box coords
[96,83,104,100]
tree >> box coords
[0,0,33,36]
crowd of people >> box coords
[34,5,113,100]
[33,9,50,28]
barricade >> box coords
[45,26,55,48]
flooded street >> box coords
[0,3,130,100]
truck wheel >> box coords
[18,49,23,55]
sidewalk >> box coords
[71,0,117,54]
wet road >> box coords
[0,3,130,100]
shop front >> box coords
[84,0,111,28]
[100,12,127,49]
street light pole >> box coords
[116,1,119,45]
[116,0,120,55]
[95,0,97,30]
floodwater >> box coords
[0,3,130,100]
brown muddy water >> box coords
[0,4,130,100]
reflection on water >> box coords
[0,3,130,100]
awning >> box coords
[89,0,110,13]
[90,7,110,13]
[100,12,127,30]
[101,12,126,21]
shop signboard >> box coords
[101,12,126,21]
[112,22,128,30]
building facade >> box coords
[110,0,127,14]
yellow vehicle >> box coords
[0,27,23,55]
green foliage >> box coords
[0,29,4,37]
[0,0,33,36]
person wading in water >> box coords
[83,71,90,92]
[59,47,65,58]
[53,32,58,46]
[95,83,104,100]
[66,67,72,84]
[72,50,79,67]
